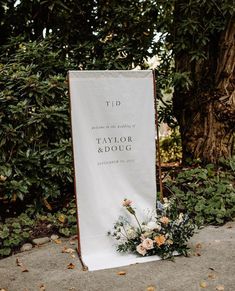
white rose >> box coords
[163,197,171,209]
[177,213,184,223]
[141,224,150,232]
[147,221,161,231]
[126,227,137,239]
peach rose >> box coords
[160,216,170,225]
[154,235,166,247]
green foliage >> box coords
[155,0,234,89]
[160,129,182,163]
[0,38,73,208]
[42,200,78,238]
[0,200,77,258]
[166,161,235,225]
[0,1,159,70]
[0,213,33,256]
[172,0,234,61]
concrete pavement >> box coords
[0,221,234,291]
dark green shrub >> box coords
[166,161,235,225]
[0,38,74,212]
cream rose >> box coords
[136,243,147,256]
[142,238,154,250]
[126,227,137,239]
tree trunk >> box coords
[173,17,235,164]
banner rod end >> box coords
[76,247,89,271]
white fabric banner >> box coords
[68,70,160,271]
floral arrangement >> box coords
[108,198,196,259]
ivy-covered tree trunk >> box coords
[173,16,235,164]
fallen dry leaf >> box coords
[67,263,75,269]
[117,271,126,275]
[208,273,216,280]
[62,247,75,254]
[69,236,78,245]
[54,239,62,244]
[70,235,78,240]
[199,281,208,288]
[61,246,67,253]
[16,258,22,266]
[146,286,156,291]
[71,254,76,259]
[216,285,225,291]
[0,289,7,291]
[39,284,46,291]
[16,258,29,272]
[196,243,202,249]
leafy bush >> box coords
[0,38,74,211]
[0,200,77,258]
[165,161,235,225]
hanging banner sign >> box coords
[68,70,159,270]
